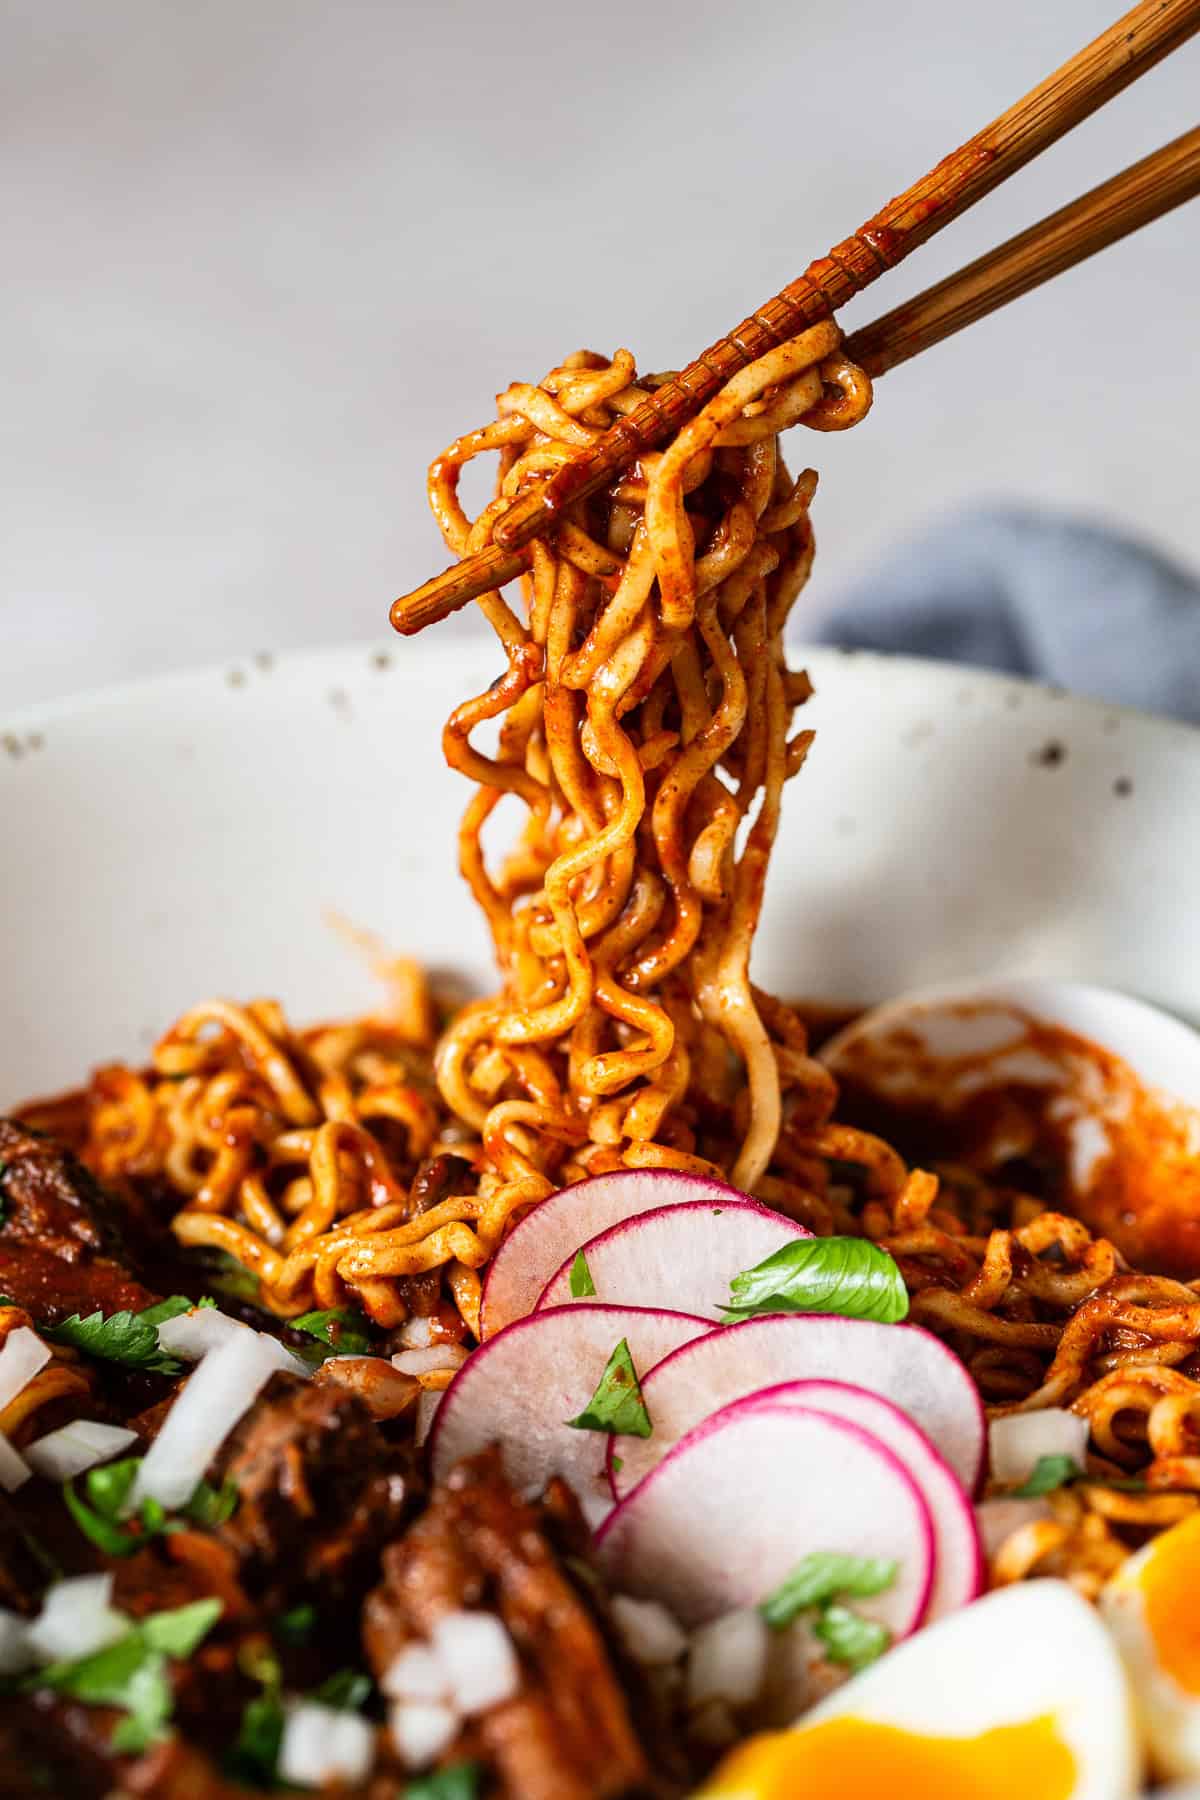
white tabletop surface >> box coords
[2,0,1198,713]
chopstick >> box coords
[391,0,1200,636]
[846,123,1200,378]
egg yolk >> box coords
[1133,1507,1200,1694]
[700,1714,1076,1800]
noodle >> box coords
[59,325,1200,1600]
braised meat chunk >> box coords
[364,1448,661,1800]
[212,1373,416,1608]
[0,1117,156,1322]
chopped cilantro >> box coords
[225,1645,284,1786]
[760,1553,898,1629]
[311,1667,372,1711]
[812,1602,891,1671]
[275,1602,317,1646]
[290,1306,372,1361]
[565,1339,652,1438]
[137,1294,215,1328]
[568,1251,596,1299]
[404,1765,482,1800]
[1011,1453,1083,1497]
[42,1296,207,1375]
[64,1456,237,1555]
[32,1598,222,1752]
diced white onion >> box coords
[278,1702,375,1787]
[0,1327,50,1413]
[432,1609,521,1715]
[0,1609,34,1676]
[129,1330,283,1513]
[975,1496,1055,1558]
[26,1419,137,1483]
[27,1574,130,1663]
[381,1643,450,1702]
[389,1699,459,1769]
[687,1607,770,1711]
[414,1390,443,1447]
[156,1307,248,1361]
[391,1345,469,1378]
[989,1408,1090,1484]
[0,1432,32,1493]
[611,1595,689,1667]
[397,1317,437,1351]
[157,1309,309,1379]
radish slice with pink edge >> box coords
[479,1169,744,1338]
[428,1303,712,1525]
[536,1199,811,1320]
[594,1398,935,1634]
[608,1313,985,1500]
[729,1380,983,1621]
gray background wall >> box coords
[2,0,1197,711]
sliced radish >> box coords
[594,1399,935,1634]
[732,1381,982,1621]
[480,1169,741,1338]
[609,1313,984,1500]
[537,1199,810,1319]
[428,1303,712,1523]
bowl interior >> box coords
[3,642,1199,1105]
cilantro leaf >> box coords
[43,1301,192,1375]
[812,1602,891,1671]
[1011,1453,1084,1497]
[275,1602,317,1646]
[137,1295,215,1328]
[141,1598,223,1659]
[183,1475,239,1527]
[404,1765,482,1800]
[760,1553,897,1629]
[568,1251,596,1299]
[290,1306,372,1360]
[32,1598,222,1752]
[566,1339,651,1438]
[224,1644,284,1785]
[226,1689,285,1785]
[64,1457,237,1554]
[724,1237,909,1324]
[311,1667,372,1711]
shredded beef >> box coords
[364,1448,671,1800]
[212,1373,416,1609]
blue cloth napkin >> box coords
[812,505,1200,726]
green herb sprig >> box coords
[725,1238,909,1324]
[566,1339,651,1438]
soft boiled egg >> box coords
[696,1580,1141,1800]
[1102,1507,1200,1780]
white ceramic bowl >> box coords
[2,642,1199,1106]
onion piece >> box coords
[157,1309,309,1379]
[128,1330,283,1513]
[278,1702,375,1787]
[389,1699,459,1768]
[0,1609,33,1676]
[397,1317,437,1351]
[27,1574,130,1663]
[975,1496,1055,1558]
[26,1419,137,1483]
[686,1608,770,1710]
[381,1644,449,1702]
[611,1595,689,1667]
[414,1390,442,1447]
[431,1610,520,1714]
[391,1345,469,1379]
[0,1433,32,1493]
[989,1409,1089,1484]
[0,1327,50,1413]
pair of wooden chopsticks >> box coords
[392,0,1200,637]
